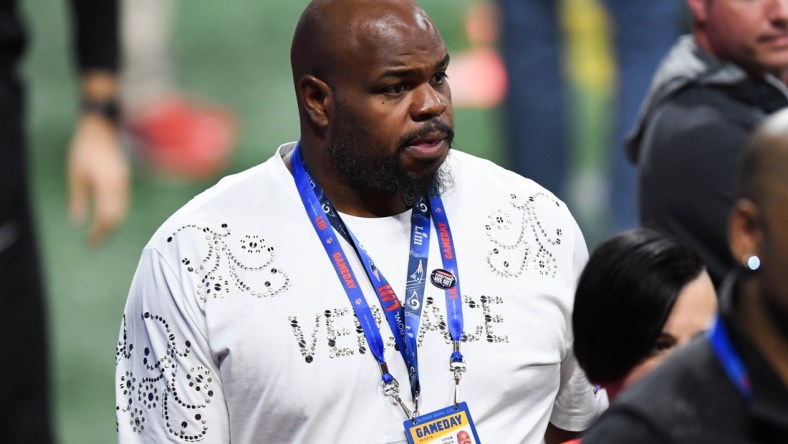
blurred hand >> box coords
[67,113,130,246]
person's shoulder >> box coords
[445,150,585,266]
[447,149,577,223]
[581,406,668,444]
[652,80,767,133]
[582,340,714,444]
[616,337,716,404]
[589,336,745,442]
[145,148,289,251]
[640,83,759,161]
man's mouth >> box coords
[760,33,788,47]
[402,130,450,160]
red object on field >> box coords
[126,98,238,181]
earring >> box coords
[744,255,761,271]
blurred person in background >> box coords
[497,0,684,236]
[115,0,607,442]
[581,106,788,444]
[572,228,717,404]
[446,0,507,109]
[120,0,238,181]
[629,0,788,288]
[1,0,128,442]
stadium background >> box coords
[24,0,620,441]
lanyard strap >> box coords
[304,170,430,402]
[290,144,466,416]
[428,194,466,406]
[706,315,752,401]
[428,195,463,346]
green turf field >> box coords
[21,0,610,442]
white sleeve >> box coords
[549,218,607,431]
[549,347,608,431]
[569,217,589,284]
[115,247,230,443]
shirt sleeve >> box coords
[69,0,119,71]
[549,346,608,432]
[115,247,230,443]
[569,218,588,285]
[549,218,607,431]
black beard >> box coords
[326,112,455,207]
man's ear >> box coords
[687,0,709,23]
[299,75,333,128]
[729,198,762,267]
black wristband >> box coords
[81,98,120,125]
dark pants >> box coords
[0,61,55,444]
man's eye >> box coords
[433,71,448,84]
[385,84,405,94]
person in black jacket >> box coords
[1,0,127,442]
[582,108,788,443]
[628,0,788,288]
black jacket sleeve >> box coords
[69,0,118,72]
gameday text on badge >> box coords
[408,411,471,443]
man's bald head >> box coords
[287,0,453,215]
[736,109,788,206]
[290,0,438,89]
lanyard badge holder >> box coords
[291,145,481,442]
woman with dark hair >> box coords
[572,228,717,401]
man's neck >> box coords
[320,184,409,217]
[739,280,788,387]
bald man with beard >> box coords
[114,1,606,442]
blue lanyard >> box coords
[428,196,465,351]
[707,315,752,401]
[290,145,465,411]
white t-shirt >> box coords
[115,143,606,443]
